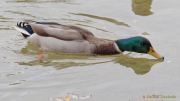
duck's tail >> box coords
[13,22,34,38]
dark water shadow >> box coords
[61,18,92,23]
[60,18,110,32]
[70,13,130,27]
[132,0,153,16]
[17,42,163,75]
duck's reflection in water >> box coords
[132,0,153,16]
[114,54,163,75]
[17,42,163,75]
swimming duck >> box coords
[14,21,164,60]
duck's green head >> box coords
[115,36,164,59]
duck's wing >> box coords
[28,21,95,41]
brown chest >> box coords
[90,38,120,55]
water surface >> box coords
[0,0,180,101]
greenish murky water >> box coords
[0,0,180,101]
[132,0,153,16]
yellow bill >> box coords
[148,47,164,59]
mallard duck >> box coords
[14,21,164,60]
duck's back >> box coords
[29,21,95,41]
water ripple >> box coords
[70,13,130,27]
